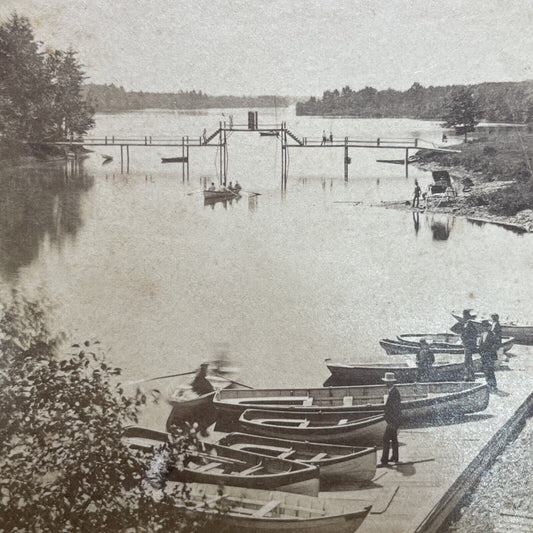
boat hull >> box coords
[325,357,482,385]
[204,190,241,199]
[451,313,533,345]
[180,483,372,533]
[397,333,514,353]
[214,382,490,429]
[216,433,377,482]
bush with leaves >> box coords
[0,291,218,532]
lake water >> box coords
[1,107,532,390]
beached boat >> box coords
[161,156,187,163]
[451,312,533,345]
[216,433,377,482]
[203,189,241,199]
[379,338,419,355]
[324,356,482,385]
[213,381,490,428]
[172,482,372,533]
[122,426,319,496]
[397,333,514,353]
[239,410,385,446]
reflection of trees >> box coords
[0,161,93,279]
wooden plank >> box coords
[196,462,223,473]
[252,500,281,517]
[310,452,328,462]
[239,464,263,476]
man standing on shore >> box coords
[460,309,478,381]
[380,373,402,466]
[412,180,421,208]
[478,320,498,391]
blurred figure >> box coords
[380,373,402,465]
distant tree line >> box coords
[296,81,533,123]
[84,83,290,112]
[0,13,94,144]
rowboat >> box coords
[216,433,377,482]
[451,312,533,345]
[161,156,187,163]
[213,382,490,428]
[397,333,514,353]
[203,189,241,199]
[122,426,319,496]
[324,356,482,385]
[165,366,244,431]
[239,410,384,445]
[379,338,419,355]
[172,482,372,533]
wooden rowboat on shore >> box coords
[397,333,514,353]
[324,356,482,385]
[451,312,533,345]
[172,482,372,533]
[122,426,319,496]
[216,433,377,482]
[239,409,385,446]
[213,381,490,429]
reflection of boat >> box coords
[259,131,279,137]
[161,156,187,163]
[203,195,241,208]
[174,482,372,533]
[216,432,377,482]
[451,312,533,345]
[102,154,113,161]
[239,409,385,445]
[122,427,320,495]
[397,333,514,353]
[214,381,489,427]
[324,357,481,385]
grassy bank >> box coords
[417,127,533,216]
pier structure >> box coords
[46,118,457,188]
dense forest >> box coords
[296,81,533,123]
[83,84,290,112]
[0,14,94,145]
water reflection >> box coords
[412,212,420,236]
[203,195,241,210]
[0,161,93,280]
[429,216,454,241]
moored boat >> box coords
[324,356,482,385]
[213,381,490,428]
[172,482,372,533]
[451,312,533,345]
[203,189,241,199]
[216,432,377,482]
[239,409,385,446]
[379,338,418,355]
[123,426,319,496]
[397,333,514,353]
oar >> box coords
[241,190,261,197]
[125,370,197,386]
[212,372,254,390]
[220,185,240,198]
[186,189,205,196]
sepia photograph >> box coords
[0,1,532,532]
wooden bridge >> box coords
[47,121,457,188]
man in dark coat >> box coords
[380,374,402,465]
[191,363,214,396]
[460,309,478,381]
[479,320,498,391]
[491,313,504,361]
[416,339,435,382]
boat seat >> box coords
[303,397,313,406]
[252,499,281,517]
[240,463,264,476]
[278,449,296,459]
[338,419,349,425]
[343,396,353,406]
[196,462,223,473]
[310,452,328,462]
[298,420,310,428]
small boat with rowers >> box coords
[216,432,377,482]
[122,426,319,496]
[172,482,372,533]
[203,181,242,199]
[324,355,482,385]
[238,409,385,446]
[213,381,490,428]
[451,311,533,345]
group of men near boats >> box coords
[414,309,502,391]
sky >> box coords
[1,0,532,96]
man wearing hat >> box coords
[478,320,498,391]
[191,363,214,396]
[460,309,478,381]
[380,373,402,465]
[416,339,435,382]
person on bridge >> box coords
[412,180,421,208]
[202,128,207,144]
[321,130,327,145]
[380,373,402,466]
[329,131,333,143]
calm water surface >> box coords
[1,107,532,392]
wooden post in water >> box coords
[186,141,190,181]
[120,145,124,174]
[405,148,409,178]
[126,145,130,173]
[344,137,349,181]
[280,122,286,190]
[181,137,185,181]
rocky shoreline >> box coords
[379,159,533,233]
